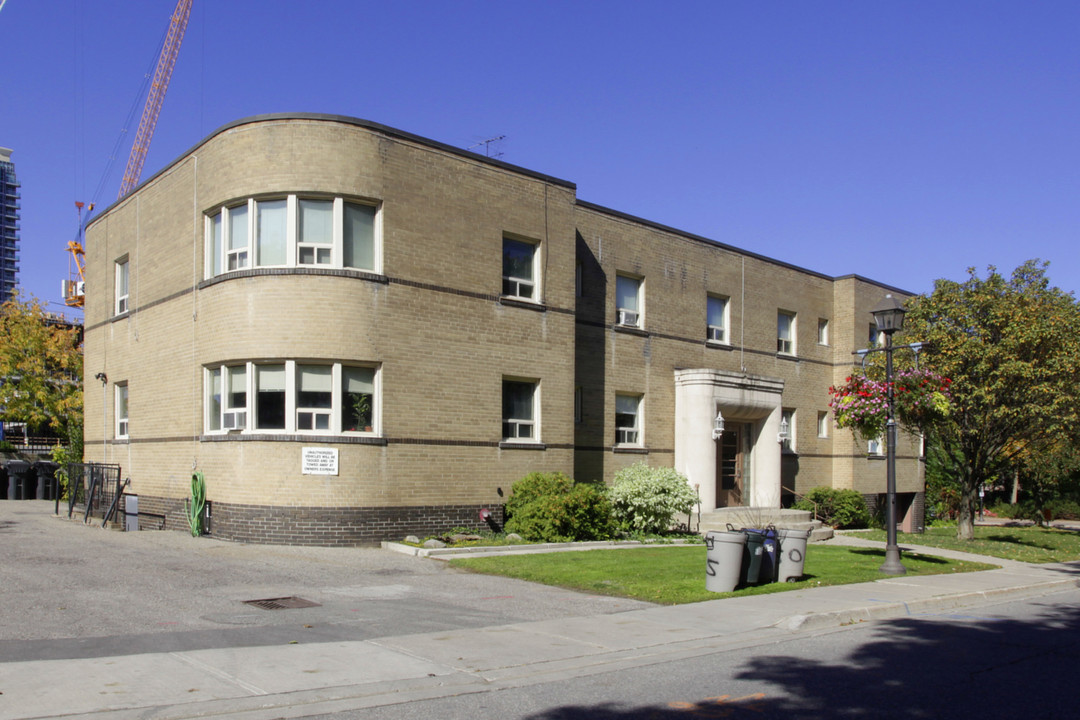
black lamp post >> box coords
[871,294,907,575]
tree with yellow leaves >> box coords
[0,294,83,444]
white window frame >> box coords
[868,436,885,456]
[204,361,379,436]
[297,197,334,267]
[115,383,129,439]
[616,274,643,328]
[707,294,729,344]
[817,411,829,438]
[502,235,540,301]
[781,408,796,453]
[615,393,642,446]
[777,311,796,356]
[502,378,539,441]
[115,258,129,316]
[206,196,381,278]
[817,318,830,346]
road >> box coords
[304,588,1080,720]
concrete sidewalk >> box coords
[2,531,1077,720]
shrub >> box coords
[609,462,698,534]
[504,472,614,542]
[793,486,871,529]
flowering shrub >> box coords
[829,368,951,440]
[504,472,614,542]
[609,462,699,534]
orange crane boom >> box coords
[117,0,192,199]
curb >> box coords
[381,539,697,559]
[777,576,1080,632]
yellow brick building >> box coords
[82,114,923,545]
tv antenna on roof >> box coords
[469,135,506,159]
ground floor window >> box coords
[204,360,377,435]
[615,393,642,446]
[502,378,538,440]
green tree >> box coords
[901,261,1080,540]
[0,295,83,441]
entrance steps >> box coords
[696,507,834,542]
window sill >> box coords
[498,296,547,312]
[776,352,799,361]
[612,445,648,454]
[199,267,388,290]
[499,441,547,450]
[613,324,648,337]
[867,454,886,460]
[200,433,387,445]
[705,339,733,350]
[111,311,130,322]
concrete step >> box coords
[696,507,834,542]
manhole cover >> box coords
[243,596,321,611]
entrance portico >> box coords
[674,369,785,511]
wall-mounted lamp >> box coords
[777,416,790,444]
[94,372,108,385]
[712,410,725,440]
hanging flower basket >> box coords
[829,369,951,440]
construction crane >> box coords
[64,0,192,307]
[117,0,193,199]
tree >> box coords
[0,294,83,442]
[901,261,1080,540]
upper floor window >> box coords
[502,378,538,441]
[817,318,830,346]
[204,360,378,435]
[616,274,642,328]
[707,295,729,344]
[868,436,885,456]
[115,258,129,315]
[777,311,796,355]
[869,324,886,348]
[502,236,539,300]
[615,393,642,446]
[115,383,129,439]
[206,196,379,278]
[817,411,829,438]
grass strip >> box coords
[448,545,995,605]
[859,525,1080,564]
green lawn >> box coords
[448,545,996,605]
[860,525,1080,564]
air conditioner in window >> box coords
[617,309,639,326]
[223,411,247,430]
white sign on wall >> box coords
[302,447,339,476]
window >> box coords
[206,196,379,277]
[615,394,642,446]
[616,274,642,328]
[574,386,583,424]
[869,324,885,348]
[781,408,795,452]
[777,311,796,355]
[298,199,333,266]
[817,318,829,346]
[205,361,377,435]
[502,236,539,300]
[115,384,129,439]
[817,411,829,438]
[503,379,538,440]
[868,436,885,456]
[707,295,729,344]
[115,258,129,315]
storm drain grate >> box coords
[243,596,322,611]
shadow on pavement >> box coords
[521,596,1080,719]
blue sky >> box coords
[2,1,1077,318]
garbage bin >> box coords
[4,460,32,500]
[742,527,779,583]
[34,462,59,501]
[705,530,747,593]
[739,530,765,585]
[776,528,811,583]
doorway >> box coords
[716,424,744,507]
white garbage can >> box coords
[776,528,811,582]
[705,530,747,593]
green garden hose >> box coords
[186,471,206,537]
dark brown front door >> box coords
[716,424,743,507]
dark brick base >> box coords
[124,494,506,546]
[862,491,926,534]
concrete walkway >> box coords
[1,508,1078,720]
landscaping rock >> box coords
[404,535,420,544]
[422,539,446,549]
[506,533,524,542]
[449,533,482,543]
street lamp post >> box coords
[871,295,907,575]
